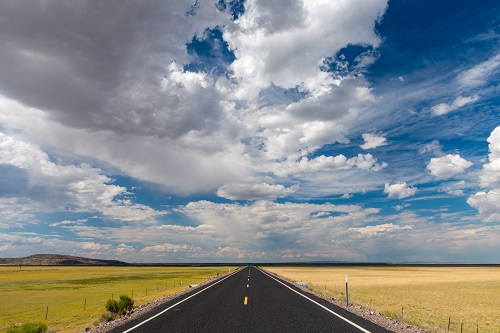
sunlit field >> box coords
[264,266,500,333]
[0,265,236,333]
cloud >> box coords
[0,94,249,194]
[0,1,230,136]
[0,132,166,221]
[0,0,389,197]
[439,180,467,196]
[478,126,500,188]
[458,53,500,87]
[214,246,260,259]
[4,0,499,263]
[141,243,201,253]
[0,1,248,195]
[249,78,378,160]
[269,153,387,177]
[468,126,500,221]
[115,243,135,255]
[427,154,473,179]
[82,242,113,252]
[360,133,388,149]
[384,182,418,199]
[431,95,479,116]
[224,0,387,99]
[467,190,500,222]
[419,140,443,155]
[0,198,36,228]
[348,223,412,236]
[179,200,380,253]
[393,204,410,211]
[217,182,299,201]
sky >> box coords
[0,0,499,263]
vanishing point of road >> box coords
[109,266,391,333]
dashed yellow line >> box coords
[244,296,248,305]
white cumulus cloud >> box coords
[360,133,388,150]
[478,126,500,188]
[225,0,388,99]
[427,154,473,179]
[384,182,417,199]
[468,126,500,222]
[467,190,500,222]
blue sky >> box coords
[0,0,499,263]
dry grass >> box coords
[265,266,500,333]
[0,265,236,333]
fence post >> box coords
[45,306,48,320]
[345,275,349,306]
[84,299,86,311]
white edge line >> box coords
[259,268,372,333]
[122,270,239,333]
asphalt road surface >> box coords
[109,267,391,333]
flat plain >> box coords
[264,266,500,333]
[0,265,235,333]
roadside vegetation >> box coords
[0,266,236,333]
[265,266,500,332]
[6,322,51,333]
[95,294,135,325]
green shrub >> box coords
[7,322,48,333]
[105,299,119,314]
[117,295,134,315]
[104,294,134,316]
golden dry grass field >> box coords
[265,266,500,333]
[0,265,236,333]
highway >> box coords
[109,267,391,333]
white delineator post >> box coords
[345,274,349,306]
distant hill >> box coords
[0,254,128,266]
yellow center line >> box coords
[244,296,248,305]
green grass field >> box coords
[0,265,237,333]
[265,266,500,333]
